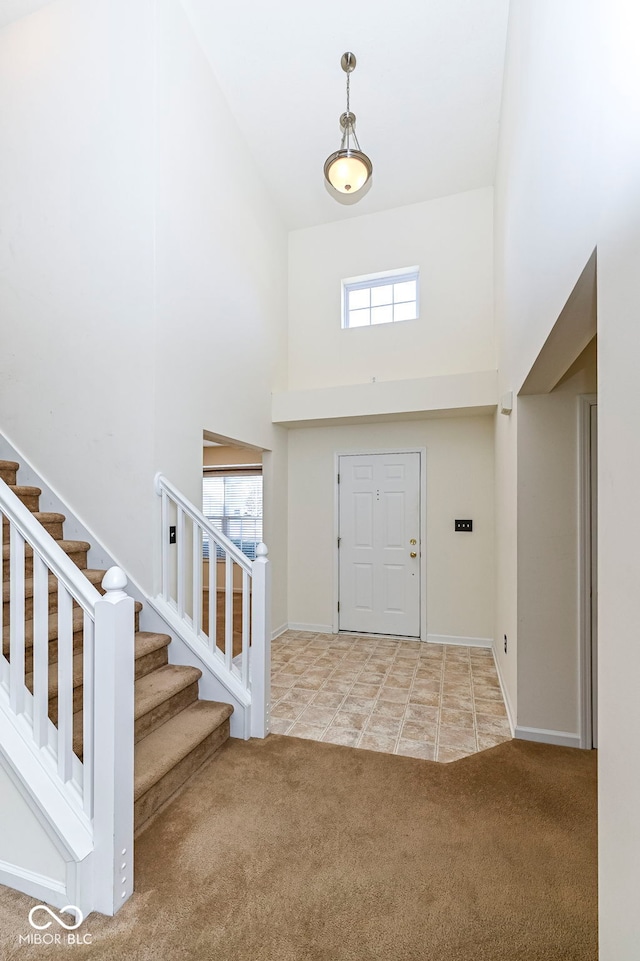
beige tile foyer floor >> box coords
[270,631,512,762]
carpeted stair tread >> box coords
[134,700,233,801]
[134,664,202,721]
[5,599,143,652]
[25,630,164,700]
[0,461,19,484]
[2,568,106,603]
[135,631,172,659]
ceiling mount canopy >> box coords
[323,51,373,198]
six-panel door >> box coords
[338,452,421,637]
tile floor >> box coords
[270,631,512,762]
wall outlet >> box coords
[504,634,508,654]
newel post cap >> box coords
[101,566,129,602]
[255,542,268,559]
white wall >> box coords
[0,0,156,584]
[153,0,289,626]
[0,0,289,628]
[495,0,640,954]
[516,342,596,737]
[288,416,494,640]
[288,187,495,390]
[0,764,66,884]
[493,0,600,729]
[597,2,640,954]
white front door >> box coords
[338,452,421,637]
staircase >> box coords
[1,457,233,834]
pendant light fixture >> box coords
[323,52,373,197]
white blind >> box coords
[202,471,263,560]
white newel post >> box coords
[92,567,135,915]
[250,543,271,738]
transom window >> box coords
[202,469,263,560]
[342,268,419,329]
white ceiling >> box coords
[1,0,511,231]
[182,0,511,229]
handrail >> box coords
[0,477,101,613]
[0,473,135,916]
[154,472,251,574]
[154,471,271,738]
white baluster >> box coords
[250,543,270,738]
[82,611,95,818]
[31,553,50,748]
[192,520,201,636]
[9,527,25,715]
[57,584,74,782]
[161,489,169,601]
[224,554,233,670]
[241,569,250,687]
[208,541,216,654]
[177,507,185,618]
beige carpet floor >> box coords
[0,736,597,961]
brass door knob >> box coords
[410,551,417,558]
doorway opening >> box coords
[202,432,264,655]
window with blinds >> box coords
[202,469,263,560]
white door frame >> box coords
[333,448,427,641]
[578,394,597,749]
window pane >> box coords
[393,301,417,322]
[348,308,371,328]
[393,280,416,303]
[348,287,370,310]
[370,284,393,307]
[371,305,393,325]
[202,474,263,561]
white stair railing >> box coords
[0,477,134,916]
[154,473,270,738]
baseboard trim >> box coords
[0,860,66,908]
[515,726,581,748]
[427,634,492,648]
[491,647,516,736]
[271,623,288,641]
[287,623,334,634]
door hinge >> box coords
[337,473,340,484]
[337,601,340,612]
[337,536,341,548]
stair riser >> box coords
[4,610,140,670]
[2,517,64,540]
[134,718,230,832]
[0,468,18,485]
[48,685,84,723]
[7,491,40,512]
[135,646,169,680]
[135,681,199,744]
[1,549,88,579]
[5,629,86,672]
[3,594,80,628]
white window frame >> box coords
[341,266,420,329]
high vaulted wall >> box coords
[288,187,495,391]
[495,1,640,955]
[0,0,289,628]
